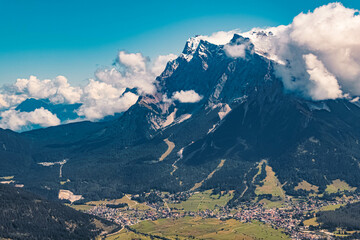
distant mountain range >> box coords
[16,98,81,122]
[1,33,360,204]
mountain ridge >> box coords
[1,34,360,203]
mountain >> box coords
[16,98,81,125]
[1,34,360,203]
[0,128,33,176]
[0,184,119,240]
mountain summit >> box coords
[1,34,360,204]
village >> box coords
[85,191,360,240]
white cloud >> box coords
[14,75,83,104]
[0,95,8,108]
[0,93,27,109]
[0,50,178,127]
[183,31,238,61]
[0,107,60,131]
[95,51,175,95]
[242,3,360,100]
[95,67,156,95]
[172,90,203,103]
[224,44,247,58]
[76,79,139,120]
[303,54,343,100]
[118,51,147,72]
[151,54,177,76]
[197,31,238,45]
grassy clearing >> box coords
[255,164,285,199]
[294,180,319,192]
[303,217,319,227]
[66,203,94,211]
[0,176,14,180]
[168,190,233,211]
[253,162,285,209]
[69,195,152,212]
[320,203,345,211]
[60,179,70,185]
[325,179,357,194]
[105,228,150,240]
[190,159,226,191]
[87,195,137,207]
[258,199,285,209]
[254,162,286,208]
[122,216,290,240]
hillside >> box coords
[0,184,119,240]
[317,202,360,231]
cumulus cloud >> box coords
[242,3,360,100]
[0,93,27,109]
[224,44,247,58]
[0,107,60,131]
[95,52,176,95]
[197,31,238,45]
[118,51,147,72]
[172,90,203,103]
[76,80,139,120]
[78,51,176,120]
[152,54,177,76]
[303,54,343,100]
[183,31,237,60]
[0,50,177,126]
[14,75,82,104]
[0,75,82,111]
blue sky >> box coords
[0,0,359,85]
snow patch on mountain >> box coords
[181,31,236,62]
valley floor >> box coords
[67,190,360,240]
[107,217,289,240]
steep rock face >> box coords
[177,83,360,195]
[158,34,270,106]
[156,34,360,195]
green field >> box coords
[68,195,152,212]
[168,190,233,211]
[106,217,290,240]
[303,217,319,227]
[254,162,286,208]
[104,228,150,240]
[67,203,94,211]
[255,164,285,199]
[320,203,345,211]
[325,179,356,194]
[294,180,319,192]
[258,199,285,209]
